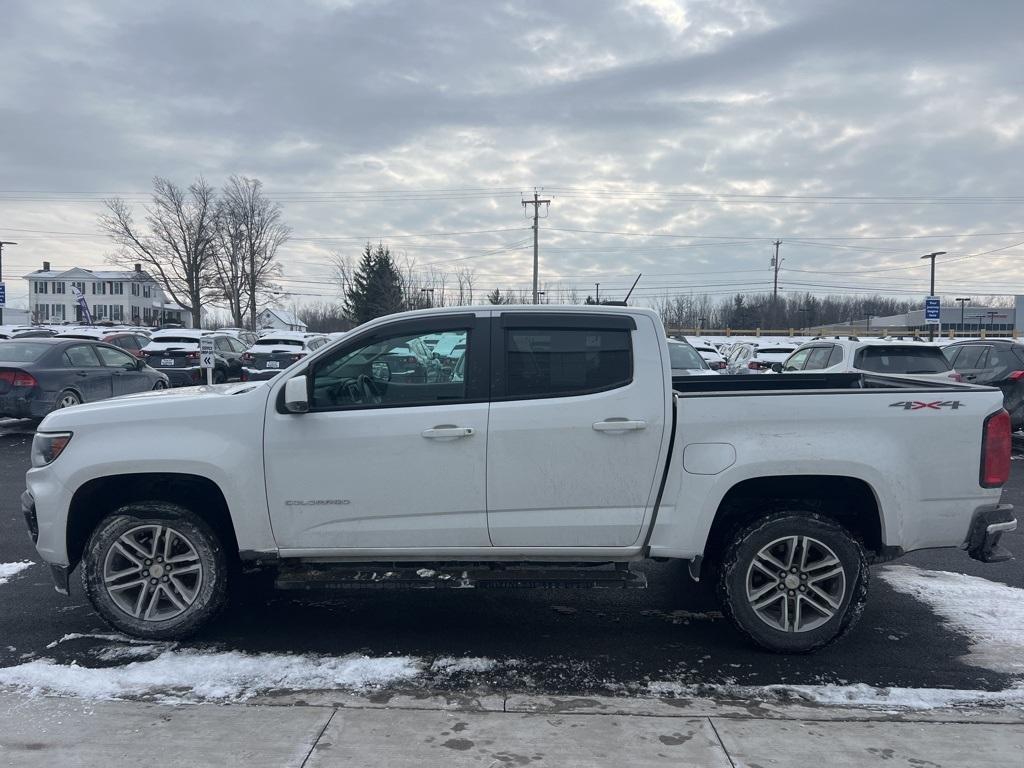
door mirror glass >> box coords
[284,375,309,413]
[371,361,391,382]
[771,362,783,373]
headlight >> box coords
[31,432,73,467]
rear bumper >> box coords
[0,394,49,418]
[158,367,204,386]
[964,503,1017,563]
[242,366,283,381]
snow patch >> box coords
[416,569,436,578]
[0,649,422,702]
[430,656,497,675]
[0,561,34,585]
[46,633,160,649]
[647,681,1024,710]
[880,565,1024,675]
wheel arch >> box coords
[67,472,239,572]
[700,474,885,579]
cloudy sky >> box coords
[2,0,1023,311]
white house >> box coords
[22,262,190,327]
[257,308,307,332]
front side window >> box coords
[782,348,811,371]
[948,345,987,370]
[96,345,136,368]
[310,326,471,409]
[504,327,631,398]
[804,346,832,370]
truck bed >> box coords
[672,372,968,394]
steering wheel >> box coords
[327,377,364,405]
[358,374,383,405]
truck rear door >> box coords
[486,311,668,547]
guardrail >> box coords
[666,327,1020,340]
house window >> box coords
[130,305,141,322]
[71,281,86,294]
[51,282,66,294]
[37,304,50,320]
[112,282,124,295]
[51,304,66,321]
[131,283,140,296]
[93,304,106,320]
[110,305,124,322]
[36,282,48,295]
[143,284,153,298]
[93,282,107,295]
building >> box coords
[257,308,307,332]
[815,297,1024,335]
[23,262,190,327]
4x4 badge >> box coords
[889,400,963,410]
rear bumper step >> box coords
[965,503,1016,563]
[274,564,648,591]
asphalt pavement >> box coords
[1,416,1022,697]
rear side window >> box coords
[949,345,988,370]
[0,342,51,362]
[668,343,706,370]
[64,345,102,367]
[855,346,951,374]
[504,328,632,398]
[827,346,844,367]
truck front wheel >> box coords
[80,503,229,640]
[718,513,868,653]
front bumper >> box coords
[21,489,69,594]
[964,503,1017,563]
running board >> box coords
[274,564,648,591]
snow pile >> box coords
[0,649,422,702]
[0,561,34,585]
[647,681,1024,710]
[430,656,497,675]
[880,565,1024,675]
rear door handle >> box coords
[593,420,647,432]
[421,426,475,439]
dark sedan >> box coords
[0,339,169,419]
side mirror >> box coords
[371,361,392,382]
[771,363,783,373]
[284,375,309,413]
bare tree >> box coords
[100,177,218,327]
[214,176,288,329]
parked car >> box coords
[56,328,152,356]
[776,338,962,383]
[142,330,247,386]
[217,327,259,347]
[241,332,332,381]
[942,339,1024,430]
[667,339,718,376]
[724,342,798,373]
[24,306,1014,653]
[0,338,168,418]
[0,326,56,340]
[671,336,728,370]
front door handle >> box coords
[422,426,475,439]
[593,420,647,432]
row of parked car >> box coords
[667,334,1024,430]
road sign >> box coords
[0,282,6,308]
[924,296,941,325]
[200,352,215,369]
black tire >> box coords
[54,389,82,410]
[81,502,229,640]
[717,512,868,653]
[213,369,227,384]
[153,380,168,390]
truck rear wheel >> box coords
[80,502,228,640]
[717,512,868,653]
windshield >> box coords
[0,342,51,362]
[151,336,202,344]
[668,343,707,369]
[856,346,951,374]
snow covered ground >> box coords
[0,561,33,585]
[879,565,1024,676]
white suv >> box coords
[776,337,962,383]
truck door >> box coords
[263,313,491,550]
[486,312,667,548]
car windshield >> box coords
[152,336,202,344]
[668,343,707,369]
[0,342,51,362]
[856,346,951,374]
[255,338,304,347]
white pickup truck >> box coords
[22,306,1016,652]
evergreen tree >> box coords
[345,243,404,324]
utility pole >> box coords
[0,241,17,325]
[771,240,782,300]
[595,283,600,303]
[522,190,551,304]
[955,297,971,336]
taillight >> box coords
[1008,371,1024,381]
[711,361,726,370]
[185,351,199,361]
[242,352,254,362]
[240,371,249,382]
[948,372,963,382]
[748,361,764,370]
[290,353,305,362]
[0,370,37,388]
[981,409,1011,488]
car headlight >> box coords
[31,432,73,467]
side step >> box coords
[274,564,648,591]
